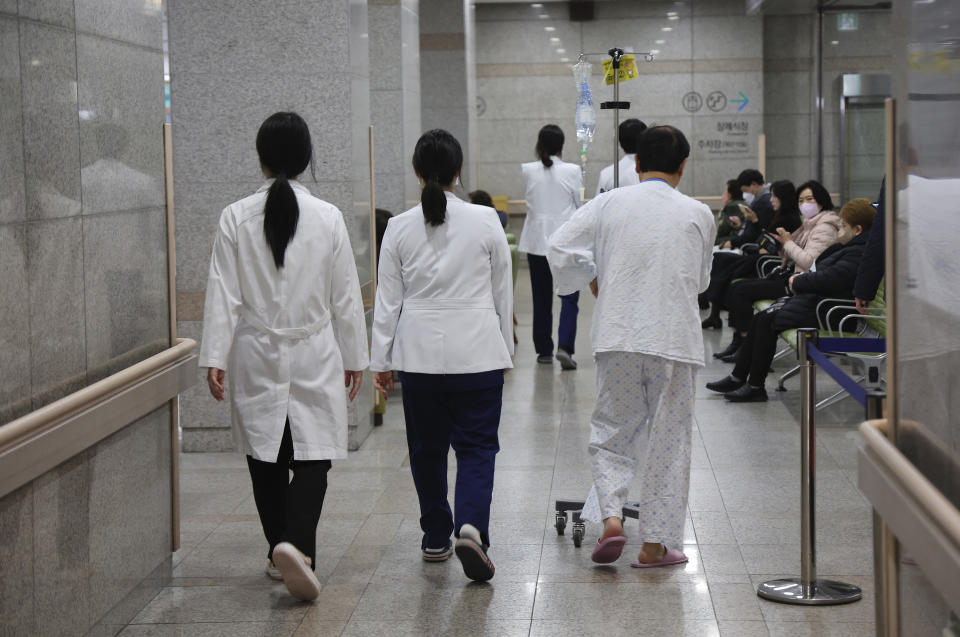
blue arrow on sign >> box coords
[732,91,749,112]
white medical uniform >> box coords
[518,157,582,256]
[548,179,715,548]
[595,154,640,197]
[370,192,514,373]
[199,180,369,462]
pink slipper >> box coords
[630,547,688,568]
[590,536,627,564]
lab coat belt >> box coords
[240,308,330,340]
[403,297,496,310]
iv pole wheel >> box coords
[757,578,862,606]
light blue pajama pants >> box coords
[580,351,696,550]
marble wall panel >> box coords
[83,209,169,381]
[474,19,581,66]
[18,0,73,28]
[764,14,813,60]
[421,50,469,108]
[174,206,225,294]
[370,4,402,91]
[27,216,86,409]
[765,113,812,158]
[19,21,81,220]
[581,14,694,60]
[0,0,14,14]
[823,11,891,59]
[764,71,811,116]
[32,451,91,636]
[166,0,347,75]
[88,404,172,625]
[0,484,34,636]
[0,225,29,423]
[401,4,421,90]
[0,17,25,224]
[692,72,764,115]
[691,15,763,60]
[76,35,165,215]
[74,0,162,48]
[766,156,815,186]
[419,0,463,35]
[170,72,354,186]
[375,172,406,217]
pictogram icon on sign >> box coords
[682,91,703,113]
[707,91,727,112]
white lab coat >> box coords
[547,180,716,366]
[370,192,514,373]
[595,154,640,197]
[198,180,369,462]
[518,157,582,256]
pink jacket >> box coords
[782,210,841,273]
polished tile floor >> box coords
[122,277,877,636]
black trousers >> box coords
[704,252,760,309]
[726,278,788,333]
[732,309,781,387]
[246,419,332,568]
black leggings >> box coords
[246,419,331,568]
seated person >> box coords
[714,180,839,360]
[715,179,745,246]
[469,189,508,228]
[701,179,802,328]
[705,197,876,402]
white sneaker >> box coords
[272,542,320,601]
[265,559,282,581]
[454,524,495,582]
[422,543,454,562]
[555,348,577,370]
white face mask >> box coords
[799,202,820,219]
[743,192,755,205]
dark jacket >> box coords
[730,189,774,247]
[771,232,869,331]
[853,179,885,301]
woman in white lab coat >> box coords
[370,129,514,582]
[199,112,368,601]
[519,124,583,370]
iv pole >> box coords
[577,49,653,189]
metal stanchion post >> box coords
[758,328,863,605]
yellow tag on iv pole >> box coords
[601,54,638,86]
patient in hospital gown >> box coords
[548,125,715,567]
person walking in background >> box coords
[519,124,583,370]
[595,118,647,196]
[371,129,514,582]
[199,112,368,602]
[548,125,715,567]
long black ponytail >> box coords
[412,129,463,227]
[255,112,313,268]
[535,124,564,168]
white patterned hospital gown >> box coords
[580,351,696,550]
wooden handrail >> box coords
[860,419,960,550]
[0,338,197,453]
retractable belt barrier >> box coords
[757,328,886,606]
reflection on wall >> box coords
[0,2,169,425]
[893,0,960,630]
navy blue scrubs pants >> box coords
[527,253,579,356]
[398,370,504,549]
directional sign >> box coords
[731,91,749,112]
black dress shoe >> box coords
[719,347,741,363]
[537,354,553,364]
[724,384,769,402]
[701,315,722,329]
[698,294,710,310]
[705,375,745,393]
[712,337,742,359]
